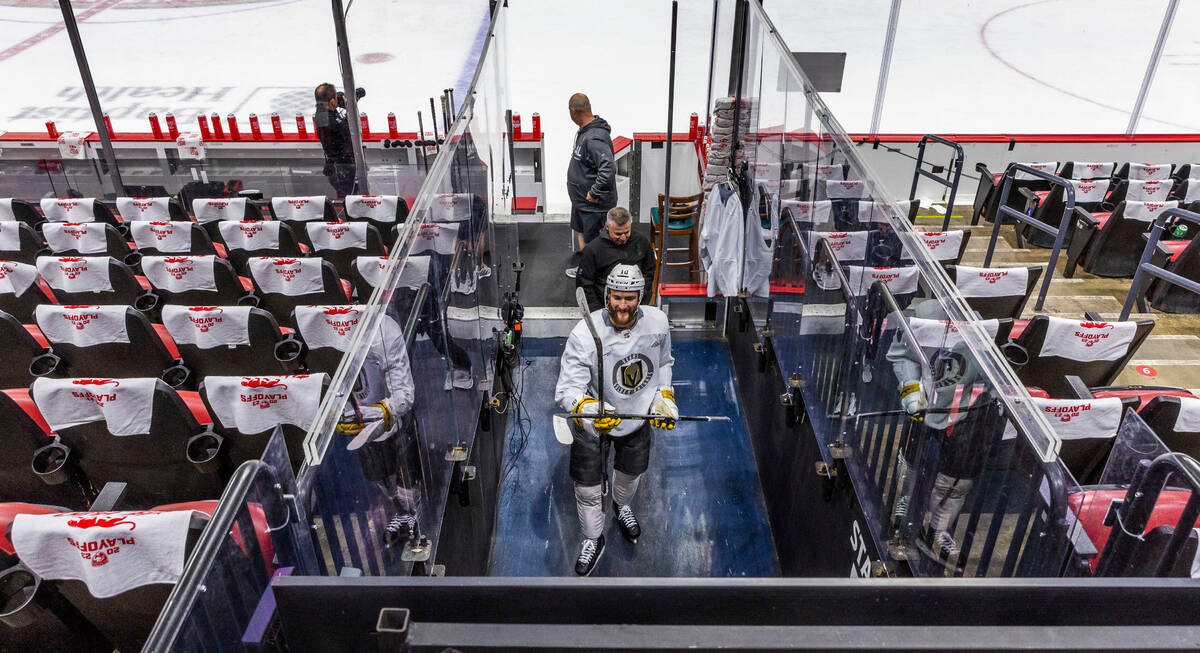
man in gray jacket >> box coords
[566,93,617,278]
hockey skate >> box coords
[385,513,417,548]
[574,535,605,576]
[613,502,641,543]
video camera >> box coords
[337,87,367,108]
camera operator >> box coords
[314,83,366,197]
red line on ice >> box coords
[0,0,125,63]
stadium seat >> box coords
[269,196,334,245]
[971,161,1057,225]
[292,304,364,375]
[0,222,45,265]
[0,309,57,387]
[349,253,430,302]
[217,220,306,275]
[1138,395,1200,460]
[900,230,971,265]
[35,256,148,306]
[246,257,350,326]
[199,373,329,468]
[306,221,387,280]
[1008,316,1154,396]
[140,255,256,309]
[0,391,86,507]
[1069,487,1197,574]
[0,260,55,322]
[39,198,122,232]
[343,194,409,240]
[0,199,46,229]
[1033,396,1126,485]
[191,197,263,223]
[34,305,188,387]
[41,223,134,262]
[1116,163,1174,181]
[1059,161,1114,180]
[161,305,301,379]
[1106,178,1175,208]
[1066,200,1180,278]
[945,265,1042,320]
[114,196,187,222]
[129,221,221,259]
[1146,238,1200,314]
[30,377,226,507]
[1090,385,1197,411]
[1170,178,1200,205]
[1021,178,1110,249]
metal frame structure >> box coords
[982,163,1076,311]
[1120,206,1200,320]
[908,134,964,231]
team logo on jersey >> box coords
[612,353,653,396]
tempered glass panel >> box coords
[1138,0,1200,135]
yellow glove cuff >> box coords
[899,383,921,399]
[659,388,675,402]
[336,422,364,436]
[572,396,598,427]
[370,401,394,430]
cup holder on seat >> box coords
[1001,341,1029,368]
[187,430,226,475]
[274,335,304,364]
[0,566,44,629]
[29,351,61,377]
[32,442,71,486]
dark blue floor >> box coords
[488,335,779,577]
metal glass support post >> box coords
[1125,0,1179,136]
[1120,207,1200,320]
[908,134,964,230]
[868,0,902,136]
[703,0,719,135]
[654,0,679,306]
[58,0,123,193]
[331,0,370,194]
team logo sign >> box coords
[612,353,653,395]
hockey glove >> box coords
[572,396,621,435]
[337,402,365,436]
[366,402,394,430]
[899,381,926,421]
[649,389,679,429]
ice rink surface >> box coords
[1,0,1198,211]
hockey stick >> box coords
[573,287,613,499]
[554,413,731,423]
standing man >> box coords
[566,93,617,278]
[555,265,679,576]
[577,207,657,312]
[314,83,364,197]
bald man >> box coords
[565,93,616,278]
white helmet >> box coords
[605,264,645,298]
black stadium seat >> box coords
[199,373,329,469]
[269,196,335,246]
[114,196,187,222]
[140,255,256,309]
[1138,395,1200,459]
[39,198,123,232]
[129,221,221,258]
[1059,161,1114,180]
[41,223,134,261]
[35,256,147,306]
[1066,200,1180,278]
[305,221,387,280]
[1171,178,1200,205]
[1033,396,1128,485]
[161,305,301,378]
[0,309,56,388]
[0,260,55,322]
[971,161,1057,225]
[217,220,306,275]
[1106,178,1175,208]
[343,194,409,241]
[30,377,226,507]
[292,304,364,375]
[246,257,350,326]
[0,199,45,228]
[34,305,188,387]
[1021,178,1109,249]
[0,221,45,265]
[1009,315,1154,396]
[945,265,1042,320]
[1116,162,1174,181]
[0,390,86,507]
[1146,237,1200,314]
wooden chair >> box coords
[651,192,702,274]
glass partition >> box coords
[730,0,1083,577]
[295,1,511,575]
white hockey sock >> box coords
[575,484,604,540]
[928,473,973,533]
[612,470,641,507]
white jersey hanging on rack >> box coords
[699,180,744,298]
[741,182,771,297]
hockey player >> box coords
[886,299,1004,566]
[555,264,678,576]
[336,312,420,546]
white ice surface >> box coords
[1,0,1197,212]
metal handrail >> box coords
[1120,207,1200,320]
[1095,452,1200,577]
[983,163,1076,311]
[908,134,964,231]
[142,458,275,650]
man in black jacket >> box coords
[566,93,616,278]
[577,207,656,312]
[314,83,358,197]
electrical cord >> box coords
[499,358,534,486]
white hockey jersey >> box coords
[353,314,415,426]
[741,182,772,298]
[555,306,674,437]
[700,182,744,298]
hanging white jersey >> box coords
[742,182,771,297]
[699,183,744,298]
[555,306,674,437]
[353,313,415,421]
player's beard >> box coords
[607,302,637,328]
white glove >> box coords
[572,396,620,436]
[899,380,925,419]
[649,389,679,429]
[360,405,386,422]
